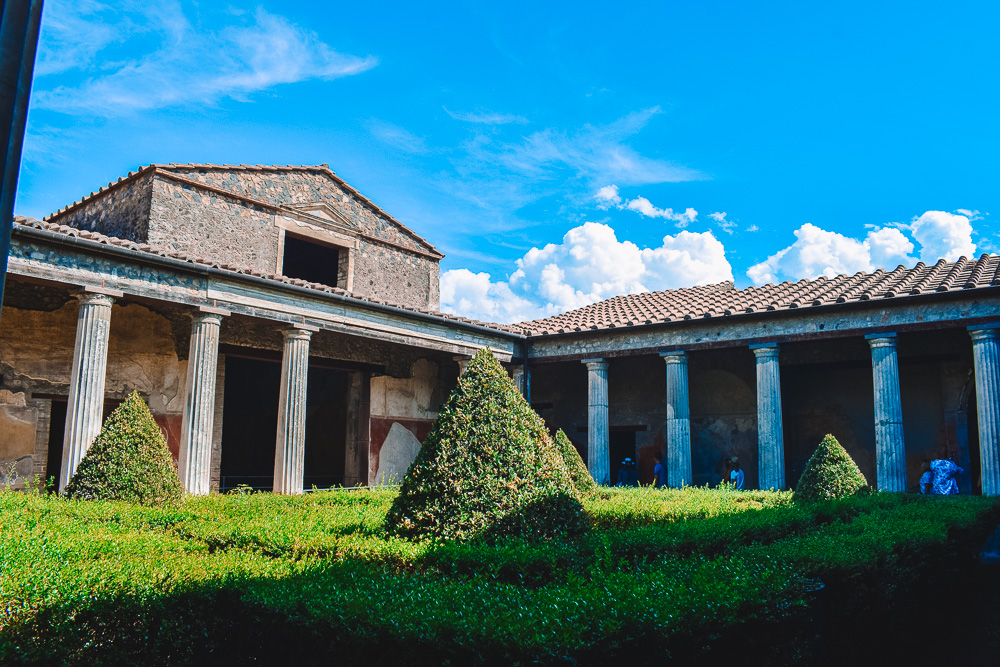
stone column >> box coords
[751,343,785,490]
[60,289,120,491]
[273,325,316,495]
[866,333,907,492]
[178,308,227,495]
[661,351,692,488]
[969,325,1000,496]
[511,366,526,396]
[582,358,610,485]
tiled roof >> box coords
[44,163,442,258]
[516,255,1000,336]
[11,217,519,335]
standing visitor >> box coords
[930,458,963,495]
[726,456,745,490]
[652,452,666,488]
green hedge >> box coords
[64,391,183,505]
[385,349,586,541]
[794,433,868,502]
[2,486,997,665]
[554,428,597,495]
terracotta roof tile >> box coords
[516,255,1000,335]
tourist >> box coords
[930,457,963,495]
[616,457,638,487]
[919,460,933,494]
[726,456,745,490]
[652,452,667,488]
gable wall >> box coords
[48,171,155,241]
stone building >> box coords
[2,163,999,495]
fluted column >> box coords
[661,351,692,488]
[274,326,315,494]
[582,358,610,485]
[969,325,1000,496]
[178,308,227,494]
[60,290,119,491]
[751,343,785,490]
[866,333,907,491]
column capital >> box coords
[865,332,898,349]
[969,324,1000,342]
[195,304,231,318]
[76,290,118,308]
[750,342,780,359]
[283,325,317,341]
[581,358,607,370]
[660,350,688,364]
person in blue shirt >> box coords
[726,456,745,490]
[616,457,638,487]
[652,452,667,488]
[930,458,963,495]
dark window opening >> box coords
[282,234,340,288]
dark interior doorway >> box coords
[220,355,350,492]
[282,234,340,288]
[609,431,637,486]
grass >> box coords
[1,486,998,665]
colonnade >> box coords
[57,289,320,495]
[578,325,1000,495]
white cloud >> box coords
[956,208,982,221]
[33,3,376,115]
[462,108,704,187]
[444,107,528,125]
[708,211,737,234]
[366,120,428,154]
[745,213,973,285]
[908,210,976,262]
[441,222,733,323]
[708,212,727,222]
[624,197,698,228]
[595,184,622,209]
[746,224,759,233]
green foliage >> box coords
[64,391,183,506]
[1,488,998,664]
[553,428,597,495]
[795,434,869,502]
[385,349,587,541]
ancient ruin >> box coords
[1,163,999,495]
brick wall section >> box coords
[49,172,154,241]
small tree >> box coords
[385,349,587,541]
[554,428,597,495]
[65,391,183,505]
[795,434,868,502]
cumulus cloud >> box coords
[33,2,376,115]
[441,222,733,323]
[745,211,979,285]
[907,210,976,262]
[595,184,622,209]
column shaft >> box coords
[60,292,115,491]
[662,351,692,488]
[867,333,907,491]
[752,343,785,490]
[582,359,609,485]
[511,366,526,396]
[178,311,225,494]
[970,326,1000,496]
[274,327,314,494]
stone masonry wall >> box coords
[48,172,154,241]
[146,170,440,310]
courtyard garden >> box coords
[1,485,998,665]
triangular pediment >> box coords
[283,202,358,232]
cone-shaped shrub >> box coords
[795,433,868,502]
[386,349,587,541]
[554,428,597,495]
[65,391,183,505]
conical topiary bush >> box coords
[794,433,868,502]
[554,428,597,495]
[385,348,587,541]
[65,391,183,505]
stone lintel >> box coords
[865,331,897,340]
[749,342,780,350]
[78,285,124,299]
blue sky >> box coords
[17,0,1000,322]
